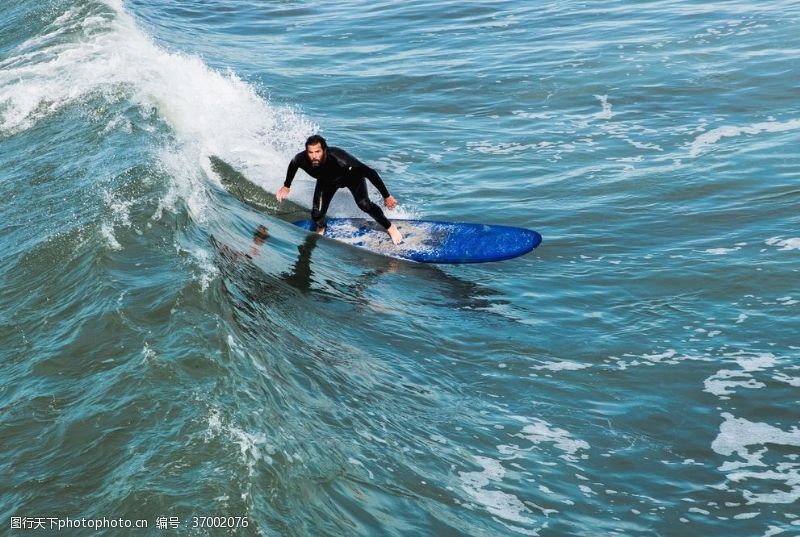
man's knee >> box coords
[355,198,373,213]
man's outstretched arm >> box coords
[277,157,300,202]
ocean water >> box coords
[1,0,799,535]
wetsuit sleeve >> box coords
[361,165,391,199]
[284,153,302,188]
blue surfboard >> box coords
[294,218,542,264]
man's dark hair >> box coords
[305,134,327,150]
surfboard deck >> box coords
[294,218,542,264]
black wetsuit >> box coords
[284,147,392,230]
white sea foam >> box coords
[734,353,777,372]
[641,349,678,363]
[704,352,776,397]
[763,526,788,537]
[512,110,556,120]
[100,222,122,251]
[703,372,764,397]
[711,413,800,505]
[772,373,800,387]
[0,0,313,208]
[689,118,800,157]
[766,237,800,251]
[466,141,545,155]
[530,361,591,372]
[594,95,614,120]
[510,417,590,463]
[0,1,331,276]
[458,456,540,534]
[141,342,157,363]
[206,407,272,472]
[610,348,697,370]
[625,138,663,151]
[704,246,741,256]
[733,512,760,520]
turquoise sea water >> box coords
[2,1,799,535]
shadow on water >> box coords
[209,221,502,331]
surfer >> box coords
[276,135,403,245]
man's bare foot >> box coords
[387,224,402,245]
[316,227,326,236]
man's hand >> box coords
[383,195,397,209]
[276,186,290,202]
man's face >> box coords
[306,143,325,167]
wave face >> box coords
[2,1,799,535]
